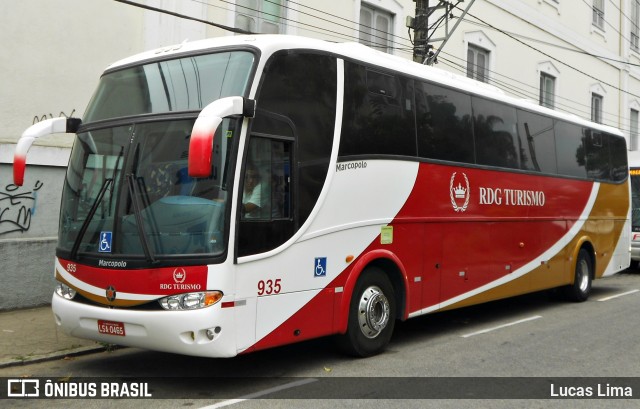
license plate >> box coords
[98,320,126,336]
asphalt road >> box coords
[3,270,640,409]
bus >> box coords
[630,164,640,269]
[13,35,630,358]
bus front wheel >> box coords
[338,267,396,357]
[562,248,593,302]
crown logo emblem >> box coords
[173,268,186,284]
[449,172,470,212]
[453,183,467,199]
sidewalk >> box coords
[0,306,105,368]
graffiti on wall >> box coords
[0,181,43,235]
[32,110,76,124]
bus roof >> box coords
[107,34,623,137]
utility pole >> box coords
[408,0,476,65]
[410,0,430,64]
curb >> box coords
[0,345,109,369]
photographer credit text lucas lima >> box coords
[550,383,633,397]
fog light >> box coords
[206,329,215,340]
[55,283,77,300]
[159,291,223,310]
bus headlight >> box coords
[55,283,77,300]
[159,291,223,310]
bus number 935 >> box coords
[258,279,282,296]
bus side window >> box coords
[416,81,474,163]
[609,134,628,182]
[555,120,587,178]
[472,97,519,169]
[584,130,611,181]
[516,109,557,174]
[340,62,416,158]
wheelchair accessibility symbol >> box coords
[99,231,112,253]
[314,257,327,277]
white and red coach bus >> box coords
[13,35,630,358]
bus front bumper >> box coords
[51,293,238,358]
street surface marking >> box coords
[597,289,639,302]
[198,378,318,409]
[461,315,542,338]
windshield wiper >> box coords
[70,178,113,259]
[126,173,157,264]
[108,146,124,215]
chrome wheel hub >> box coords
[357,285,390,339]
[577,259,590,293]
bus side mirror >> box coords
[13,117,81,186]
[188,97,256,178]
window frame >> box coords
[631,108,639,151]
[235,0,286,34]
[591,93,603,124]
[359,3,394,53]
[539,73,556,109]
[592,0,605,30]
[466,45,490,83]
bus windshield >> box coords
[58,117,239,261]
[83,51,254,123]
[57,50,256,263]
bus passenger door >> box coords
[237,114,295,257]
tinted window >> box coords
[257,51,337,226]
[416,82,474,162]
[472,97,519,168]
[84,51,255,123]
[517,110,557,174]
[584,130,610,180]
[555,121,587,178]
[340,62,417,157]
[610,134,628,182]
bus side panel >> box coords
[401,163,601,314]
[247,288,334,353]
[382,222,424,315]
[590,181,631,277]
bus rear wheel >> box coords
[562,248,593,302]
[338,267,396,357]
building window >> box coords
[539,73,556,109]
[592,0,604,30]
[359,4,393,53]
[467,45,489,83]
[235,0,285,34]
[591,93,603,123]
[631,109,639,151]
[632,1,640,51]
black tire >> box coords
[562,248,593,302]
[337,267,396,357]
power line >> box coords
[200,0,425,55]
[118,0,635,131]
[113,0,253,34]
[458,6,640,101]
[439,52,629,132]
[461,17,640,68]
